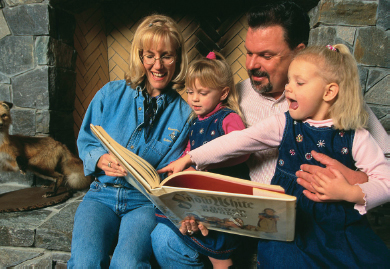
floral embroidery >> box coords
[317,140,325,147]
[191,140,195,146]
[296,134,303,143]
[289,149,296,156]
[211,130,215,136]
[190,130,193,136]
[199,128,204,134]
[339,131,345,137]
[294,121,297,125]
[305,153,312,160]
[214,119,218,123]
[278,159,284,166]
[341,147,348,154]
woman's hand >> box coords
[157,154,193,176]
[296,150,367,202]
[310,168,365,204]
[97,153,127,177]
[179,216,209,237]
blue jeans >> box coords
[151,223,205,268]
[67,181,156,268]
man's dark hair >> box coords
[246,1,310,50]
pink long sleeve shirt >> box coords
[190,113,390,214]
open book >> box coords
[91,124,297,241]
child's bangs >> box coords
[187,64,220,90]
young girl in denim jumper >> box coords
[153,51,250,268]
[160,44,390,267]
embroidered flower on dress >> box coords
[199,128,204,134]
[296,134,303,143]
[294,121,297,125]
[278,159,284,166]
[214,119,218,123]
[289,149,296,156]
[191,140,195,146]
[341,147,349,154]
[339,131,345,137]
[317,140,325,147]
[305,153,312,160]
[211,130,215,136]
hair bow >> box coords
[206,52,217,60]
[326,45,337,52]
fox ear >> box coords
[1,101,13,110]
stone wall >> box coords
[309,0,390,132]
[0,0,77,152]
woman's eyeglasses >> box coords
[141,55,176,65]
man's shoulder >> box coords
[236,78,251,91]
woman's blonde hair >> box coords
[295,44,368,130]
[186,51,244,120]
[125,14,187,91]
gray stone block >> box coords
[0,171,34,186]
[12,67,51,109]
[308,26,336,45]
[0,10,11,40]
[3,4,50,35]
[35,201,80,252]
[36,109,50,134]
[0,72,10,84]
[0,36,34,76]
[0,248,44,267]
[311,0,377,26]
[335,26,356,46]
[0,209,52,247]
[367,68,389,92]
[357,65,368,93]
[9,108,36,136]
[377,0,390,30]
[0,84,11,102]
[364,75,389,106]
[3,0,44,7]
[355,27,389,68]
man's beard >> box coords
[248,69,273,94]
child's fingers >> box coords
[179,222,188,235]
[157,166,171,174]
[198,223,209,236]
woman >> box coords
[67,14,192,268]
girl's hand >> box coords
[97,153,127,177]
[179,216,209,237]
[157,154,193,176]
[296,150,367,202]
[310,168,364,204]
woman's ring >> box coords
[187,230,194,236]
[108,161,112,168]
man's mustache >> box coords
[248,69,269,78]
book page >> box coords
[156,187,296,240]
[90,124,160,190]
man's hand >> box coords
[296,150,367,202]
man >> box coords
[237,2,389,200]
[151,1,390,267]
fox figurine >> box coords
[0,101,92,197]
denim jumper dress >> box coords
[157,108,250,259]
[256,112,390,268]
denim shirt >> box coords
[77,80,192,183]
